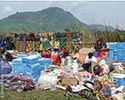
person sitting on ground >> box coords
[82,52,97,72]
[93,65,112,100]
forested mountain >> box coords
[0,7,115,33]
[0,7,88,33]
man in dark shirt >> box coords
[94,38,107,52]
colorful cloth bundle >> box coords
[94,74,111,100]
[59,41,66,48]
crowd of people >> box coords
[1,32,125,99]
[64,38,125,100]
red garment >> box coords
[42,52,51,58]
[51,55,61,65]
[65,31,71,37]
[99,51,105,58]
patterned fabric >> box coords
[60,41,66,48]
[15,40,20,52]
[50,41,60,49]
[26,41,33,52]
[22,38,27,52]
[20,41,23,52]
[61,32,66,38]
[39,43,44,51]
[34,41,40,51]
[66,42,72,51]
[94,73,111,100]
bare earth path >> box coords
[78,47,95,62]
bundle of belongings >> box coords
[61,51,125,100]
[99,55,124,74]
[63,63,125,100]
[0,73,35,92]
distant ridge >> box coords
[89,24,115,32]
[0,7,88,33]
[0,7,115,33]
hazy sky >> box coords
[0,0,125,29]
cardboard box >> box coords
[61,78,78,85]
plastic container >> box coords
[72,63,79,73]
[61,58,65,65]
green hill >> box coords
[0,7,88,33]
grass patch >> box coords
[0,88,86,100]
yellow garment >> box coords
[66,42,72,51]
[39,43,44,51]
[15,40,20,52]
[26,41,32,52]
[98,77,104,86]
[50,41,60,49]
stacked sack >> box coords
[38,58,52,71]
[16,54,27,58]
[12,54,52,84]
[109,42,125,62]
[22,55,41,83]
[12,54,27,74]
[12,58,27,74]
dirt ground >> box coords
[78,47,95,62]
[79,47,95,54]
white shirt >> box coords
[72,53,79,58]
[85,56,97,63]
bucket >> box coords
[73,59,78,63]
[72,63,79,73]
[61,58,65,65]
[65,56,72,67]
